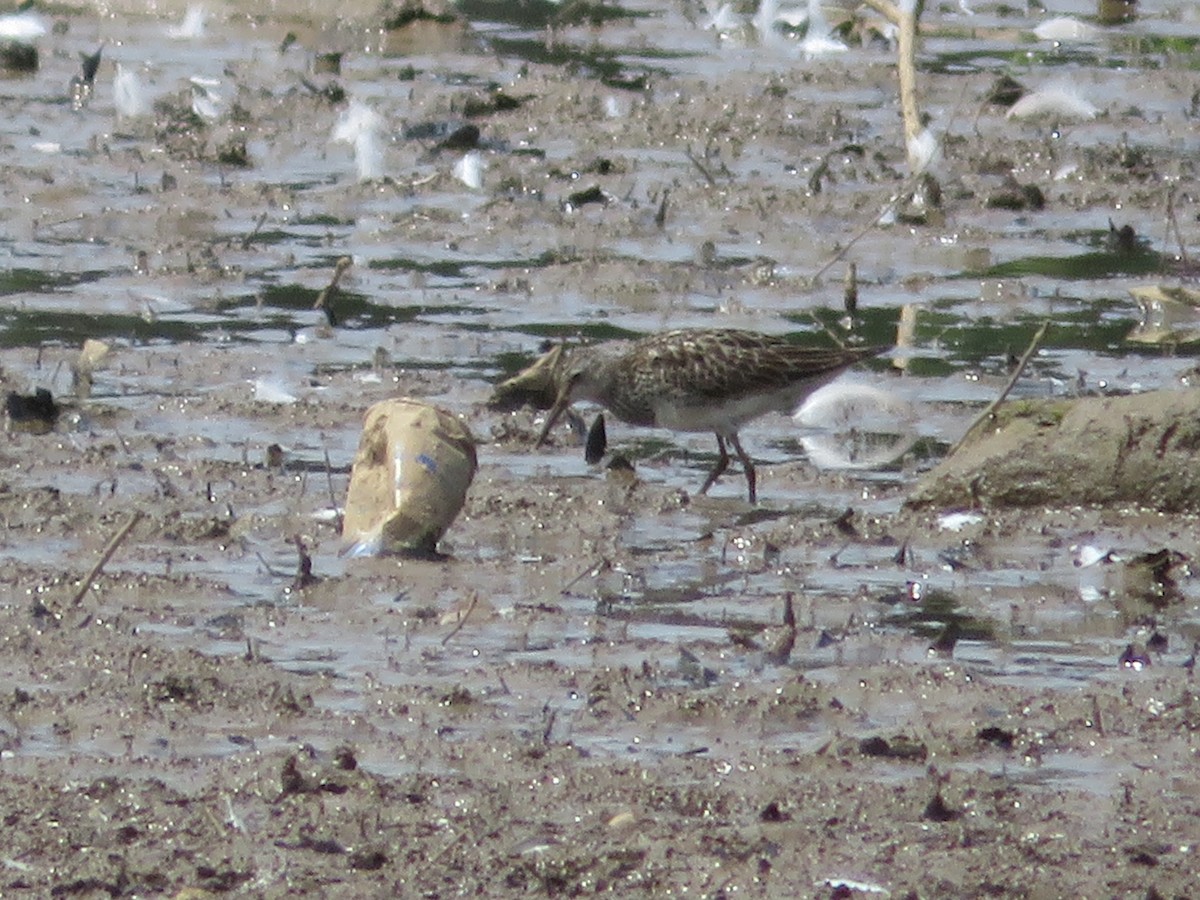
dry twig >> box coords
[808,165,928,284]
[859,0,924,169]
[1164,187,1192,270]
[71,510,145,606]
[314,256,353,326]
[323,448,343,533]
[241,211,269,250]
[441,592,480,645]
[947,320,1050,458]
[684,145,718,187]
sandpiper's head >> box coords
[487,341,617,446]
[488,344,569,414]
[535,345,612,447]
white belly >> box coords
[653,390,798,434]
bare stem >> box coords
[314,256,353,325]
[860,0,924,169]
[860,0,900,26]
[323,448,344,534]
[948,320,1050,458]
[71,510,145,606]
[441,592,479,645]
[897,3,923,166]
[809,165,927,283]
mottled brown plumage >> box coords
[530,328,886,503]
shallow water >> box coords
[3,0,1200,773]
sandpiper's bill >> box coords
[492,328,887,503]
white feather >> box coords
[452,151,485,190]
[252,379,298,404]
[114,64,150,119]
[333,100,386,181]
[332,100,382,144]
[1007,84,1098,121]
[799,0,847,56]
[907,128,940,173]
[189,77,222,120]
[701,3,742,32]
[167,6,206,40]
[0,13,47,40]
[1033,17,1100,42]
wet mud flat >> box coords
[1,0,1199,896]
[0,343,1198,896]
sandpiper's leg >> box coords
[699,434,731,495]
[728,433,757,504]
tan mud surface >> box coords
[2,344,1198,897]
[909,388,1200,512]
[1,0,1199,896]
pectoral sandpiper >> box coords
[493,328,887,503]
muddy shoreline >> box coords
[2,0,1199,895]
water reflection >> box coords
[1,0,1198,776]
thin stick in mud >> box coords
[441,592,479,645]
[948,319,1050,458]
[71,509,145,606]
[314,256,353,327]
